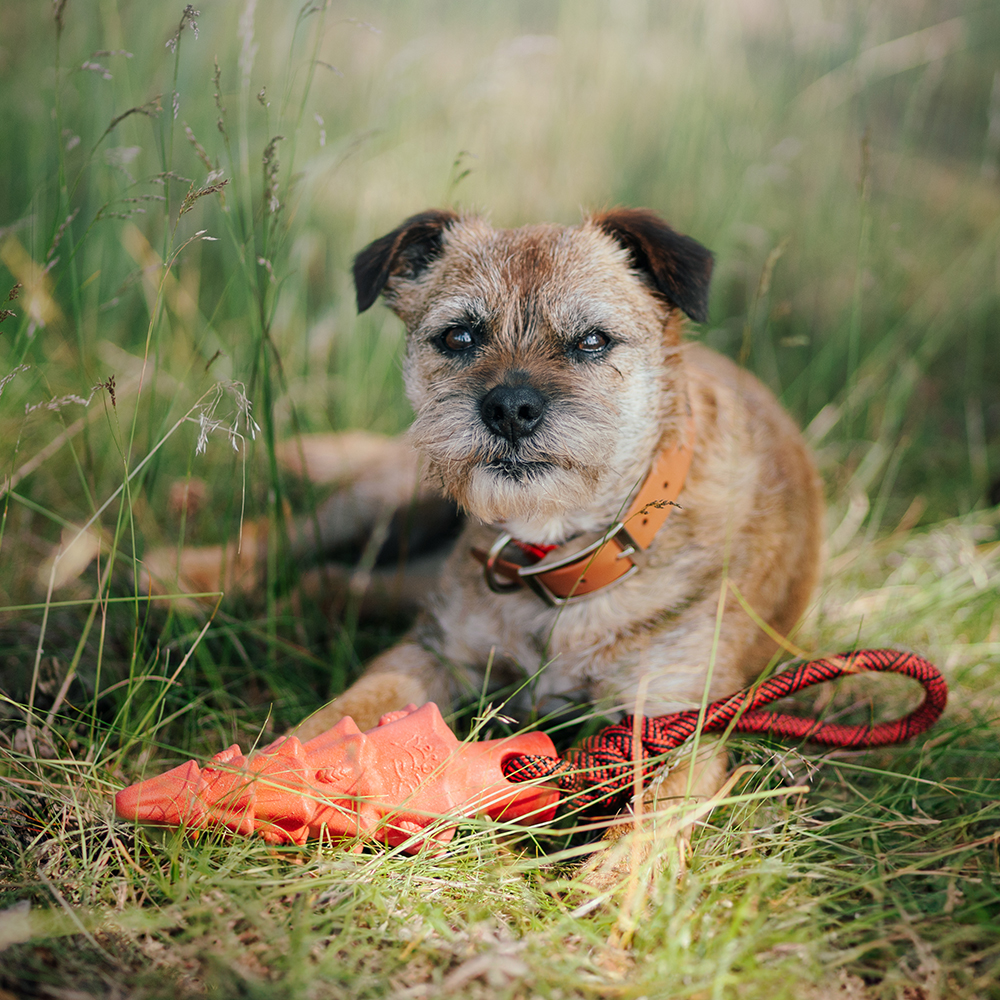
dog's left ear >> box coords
[593,209,713,323]
[353,209,460,312]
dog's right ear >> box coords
[353,209,459,313]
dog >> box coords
[148,208,824,882]
[298,208,823,876]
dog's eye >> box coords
[575,331,610,353]
[441,327,475,352]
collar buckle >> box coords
[482,532,523,594]
[516,522,639,606]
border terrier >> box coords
[295,208,823,868]
[149,208,824,878]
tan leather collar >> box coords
[472,416,695,605]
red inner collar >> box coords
[509,539,558,561]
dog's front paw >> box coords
[577,806,691,894]
[576,744,731,893]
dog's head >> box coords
[353,209,713,540]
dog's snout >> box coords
[480,384,548,443]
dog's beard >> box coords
[409,404,615,526]
[460,459,599,525]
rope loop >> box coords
[502,648,947,813]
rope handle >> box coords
[502,648,948,813]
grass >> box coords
[1,0,999,996]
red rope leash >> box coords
[502,648,947,813]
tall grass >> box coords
[1,0,999,997]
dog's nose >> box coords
[480,384,548,443]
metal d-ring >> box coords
[483,531,523,594]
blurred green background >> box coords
[2,0,998,515]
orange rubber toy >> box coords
[114,703,560,853]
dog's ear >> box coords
[593,209,713,323]
[353,209,460,313]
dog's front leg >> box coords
[291,641,450,739]
[578,738,729,892]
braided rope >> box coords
[502,648,947,813]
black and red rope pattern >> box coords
[502,648,948,813]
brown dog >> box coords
[148,209,824,877]
[291,209,824,879]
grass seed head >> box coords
[102,96,162,140]
[95,375,116,408]
[262,135,284,214]
[52,0,68,32]
[80,60,112,80]
[183,123,213,171]
[0,364,29,396]
[166,5,200,52]
[179,178,230,216]
[47,211,79,263]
